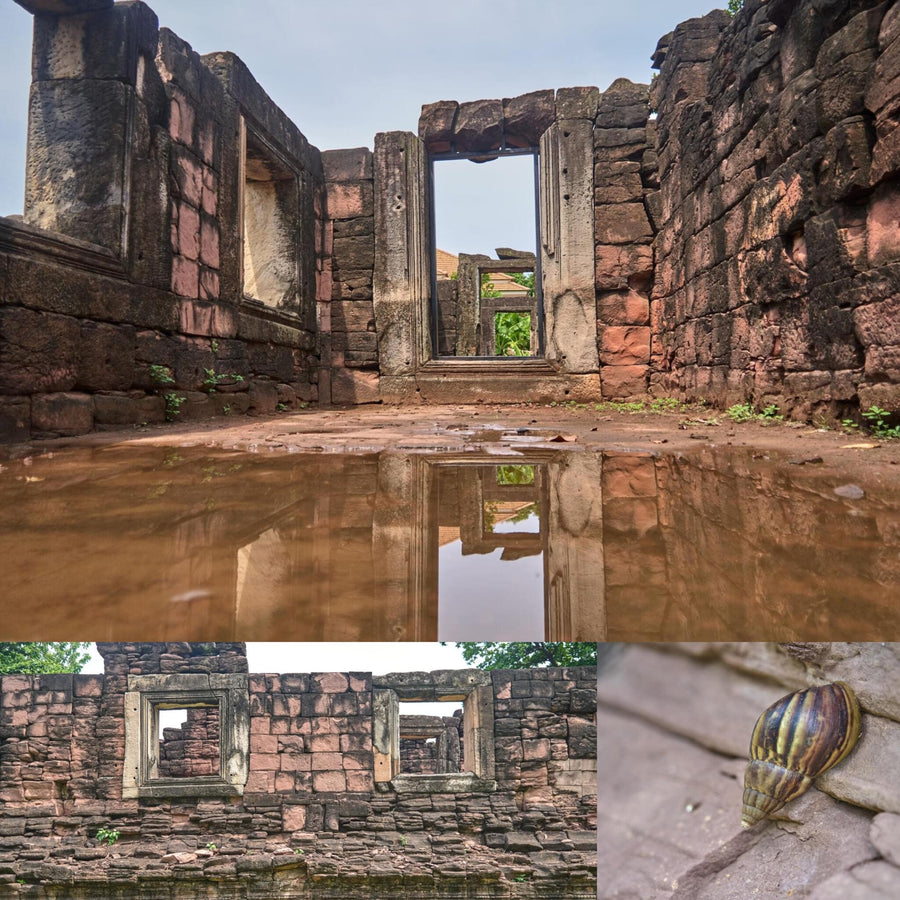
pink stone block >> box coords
[312,673,349,693]
[280,754,311,773]
[599,326,651,366]
[868,183,900,266]
[313,770,346,792]
[171,257,200,299]
[274,772,295,792]
[178,203,200,261]
[316,268,334,304]
[252,753,281,772]
[199,268,220,302]
[283,805,307,832]
[200,219,219,269]
[245,771,274,793]
[311,752,343,771]
[74,676,103,697]
[251,735,278,754]
[2,676,33,692]
[307,735,340,753]
[198,120,214,165]
[202,167,218,216]
[345,771,374,792]
[250,717,271,735]
[169,91,195,147]
[176,154,203,207]
[326,184,364,220]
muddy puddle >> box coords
[0,443,897,640]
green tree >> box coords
[727,0,744,14]
[454,642,597,669]
[0,643,91,674]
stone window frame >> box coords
[373,91,598,401]
[238,117,306,316]
[372,670,496,793]
[123,673,249,799]
[428,147,545,360]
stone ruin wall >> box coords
[595,642,900,899]
[1,0,898,443]
[0,0,326,442]
[650,0,900,419]
[0,642,597,897]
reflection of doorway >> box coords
[429,461,549,640]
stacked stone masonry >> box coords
[1,0,898,441]
[650,0,900,418]
[0,642,597,897]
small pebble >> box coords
[834,484,865,500]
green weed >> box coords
[96,827,120,846]
[148,364,175,385]
[861,406,900,439]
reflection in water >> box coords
[0,444,897,640]
[435,465,546,640]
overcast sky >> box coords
[0,0,722,219]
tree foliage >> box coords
[454,642,597,670]
[727,0,744,14]
[494,312,531,356]
[0,643,91,674]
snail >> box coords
[741,681,861,828]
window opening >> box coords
[156,703,221,779]
[242,124,301,311]
[398,700,464,775]
[429,149,543,359]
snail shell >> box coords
[741,681,860,828]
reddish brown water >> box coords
[0,444,897,640]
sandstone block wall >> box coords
[0,1,324,443]
[650,0,900,419]
[595,642,900,899]
[0,642,597,897]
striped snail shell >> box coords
[741,681,860,828]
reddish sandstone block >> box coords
[311,752,343,771]
[313,770,346,792]
[177,202,200,261]
[250,717,271,735]
[326,183,367,220]
[597,290,650,326]
[200,216,219,269]
[308,735,340,753]
[283,805,307,832]
[311,673,349,693]
[245,771,274,792]
[250,735,278,754]
[280,754,311,773]
[169,90,195,147]
[171,256,199,299]
[603,455,659,499]
[601,364,649,399]
[599,326,651,365]
[345,771,374,792]
[32,393,93,436]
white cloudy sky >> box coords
[0,0,722,223]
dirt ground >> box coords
[8,402,899,491]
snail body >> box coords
[741,681,860,828]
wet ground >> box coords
[1,404,898,641]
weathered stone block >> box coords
[31,392,93,435]
[601,364,648,399]
[0,307,80,395]
[595,203,652,245]
[331,369,379,405]
[76,321,135,391]
[599,326,651,366]
[597,290,650,325]
[556,86,600,120]
[326,182,374,221]
[247,380,278,414]
[502,90,555,147]
[93,392,164,425]
[0,397,30,443]
[25,79,131,252]
[453,99,503,153]
[418,101,458,152]
[322,147,373,183]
